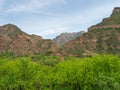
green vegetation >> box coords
[0,54,120,90]
[74,49,84,55]
[96,37,104,53]
[97,11,120,26]
[26,39,31,43]
[36,40,42,47]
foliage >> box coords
[0,54,120,90]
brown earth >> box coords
[0,24,58,56]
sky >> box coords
[0,0,120,39]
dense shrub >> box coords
[0,54,120,90]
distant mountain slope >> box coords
[0,24,57,56]
[53,31,85,47]
[62,7,120,56]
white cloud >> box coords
[0,0,4,6]
[19,1,120,39]
[6,0,66,13]
[1,0,120,39]
[0,0,4,4]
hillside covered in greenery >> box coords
[0,54,120,90]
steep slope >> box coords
[53,31,85,47]
[62,7,120,56]
[0,24,57,55]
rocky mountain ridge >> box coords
[0,7,120,56]
[53,31,85,47]
[0,24,57,56]
[62,7,120,56]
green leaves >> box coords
[0,54,120,90]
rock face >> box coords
[0,24,58,56]
[53,31,85,47]
[62,7,120,56]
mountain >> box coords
[1,7,120,57]
[0,24,57,56]
[62,7,120,56]
[53,31,85,47]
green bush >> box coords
[0,54,120,90]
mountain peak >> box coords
[63,7,120,56]
[113,7,120,13]
[0,24,58,56]
[88,7,120,31]
[0,23,26,36]
[1,23,20,30]
[3,23,17,26]
[53,31,85,47]
[110,7,120,17]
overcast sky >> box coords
[0,0,120,39]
